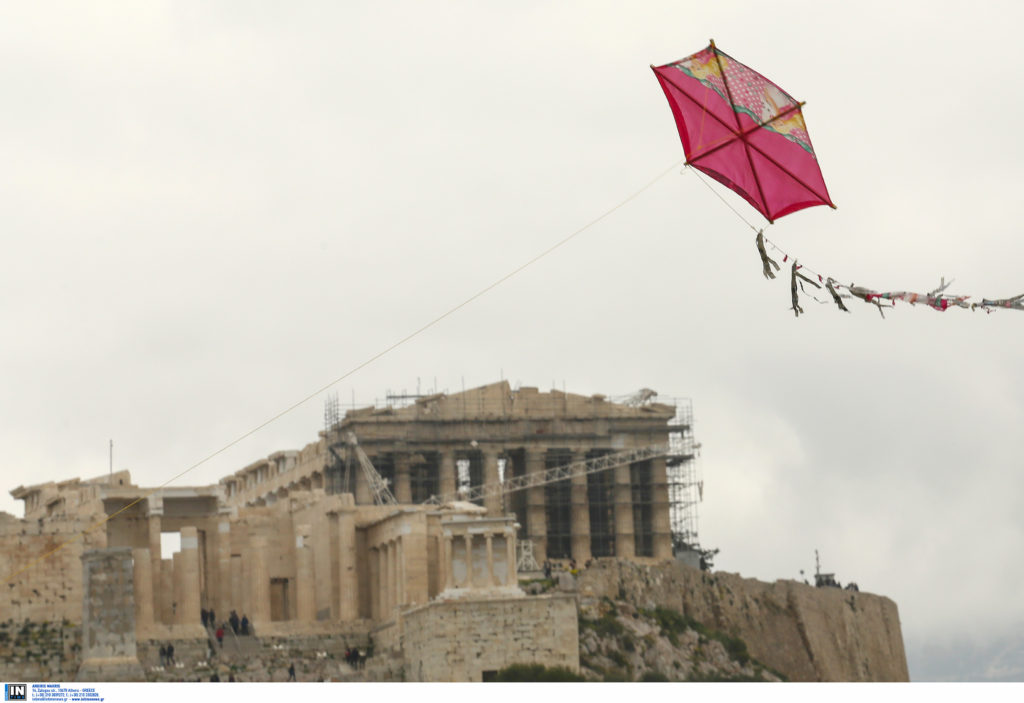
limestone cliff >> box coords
[576,559,909,682]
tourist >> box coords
[240,614,250,636]
[288,663,296,681]
[158,644,167,667]
[216,626,224,647]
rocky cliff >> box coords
[575,559,908,682]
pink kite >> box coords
[653,40,834,223]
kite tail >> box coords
[790,261,803,317]
[825,278,849,312]
[756,231,780,280]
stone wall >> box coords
[0,513,105,623]
[397,595,579,682]
[0,621,81,681]
[76,548,145,681]
[577,559,908,682]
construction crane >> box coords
[346,432,397,506]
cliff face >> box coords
[576,559,909,682]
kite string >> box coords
[685,165,760,234]
[3,156,686,587]
[685,165,836,283]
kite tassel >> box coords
[756,230,780,280]
[790,261,803,317]
[825,278,850,312]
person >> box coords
[167,643,175,666]
[201,608,208,628]
[240,614,250,636]
[209,673,220,682]
[229,611,239,634]
[543,560,552,579]
[216,626,224,648]
[228,673,235,682]
[158,644,167,667]
[288,663,296,682]
[208,608,216,627]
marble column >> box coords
[613,462,635,559]
[439,449,457,500]
[444,535,454,590]
[483,449,502,516]
[295,525,315,622]
[485,535,494,587]
[249,535,271,625]
[146,499,162,624]
[380,543,390,616]
[524,448,547,564]
[651,456,674,560]
[569,450,592,563]
[394,454,412,504]
[217,517,232,618]
[463,534,474,588]
[505,530,517,583]
[396,537,405,606]
[368,547,380,621]
[178,527,201,626]
[337,509,358,622]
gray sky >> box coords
[2,1,1023,682]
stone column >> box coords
[651,456,674,560]
[177,527,202,627]
[146,498,162,624]
[483,449,502,516]
[463,534,474,588]
[172,552,185,624]
[439,449,456,499]
[337,508,358,622]
[396,537,405,606]
[614,462,635,559]
[524,447,547,564]
[77,548,145,681]
[249,535,271,626]
[394,453,412,504]
[217,517,232,617]
[505,529,517,584]
[391,539,400,610]
[131,547,153,635]
[354,457,371,505]
[295,525,315,622]
[381,541,390,614]
[485,535,494,587]
[444,535,454,590]
[368,547,380,620]
[230,554,243,618]
[569,450,592,564]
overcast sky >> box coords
[3,1,1023,682]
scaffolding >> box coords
[665,398,702,553]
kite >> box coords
[652,41,1022,317]
[652,40,834,224]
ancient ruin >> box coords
[2,382,697,681]
[0,381,908,681]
